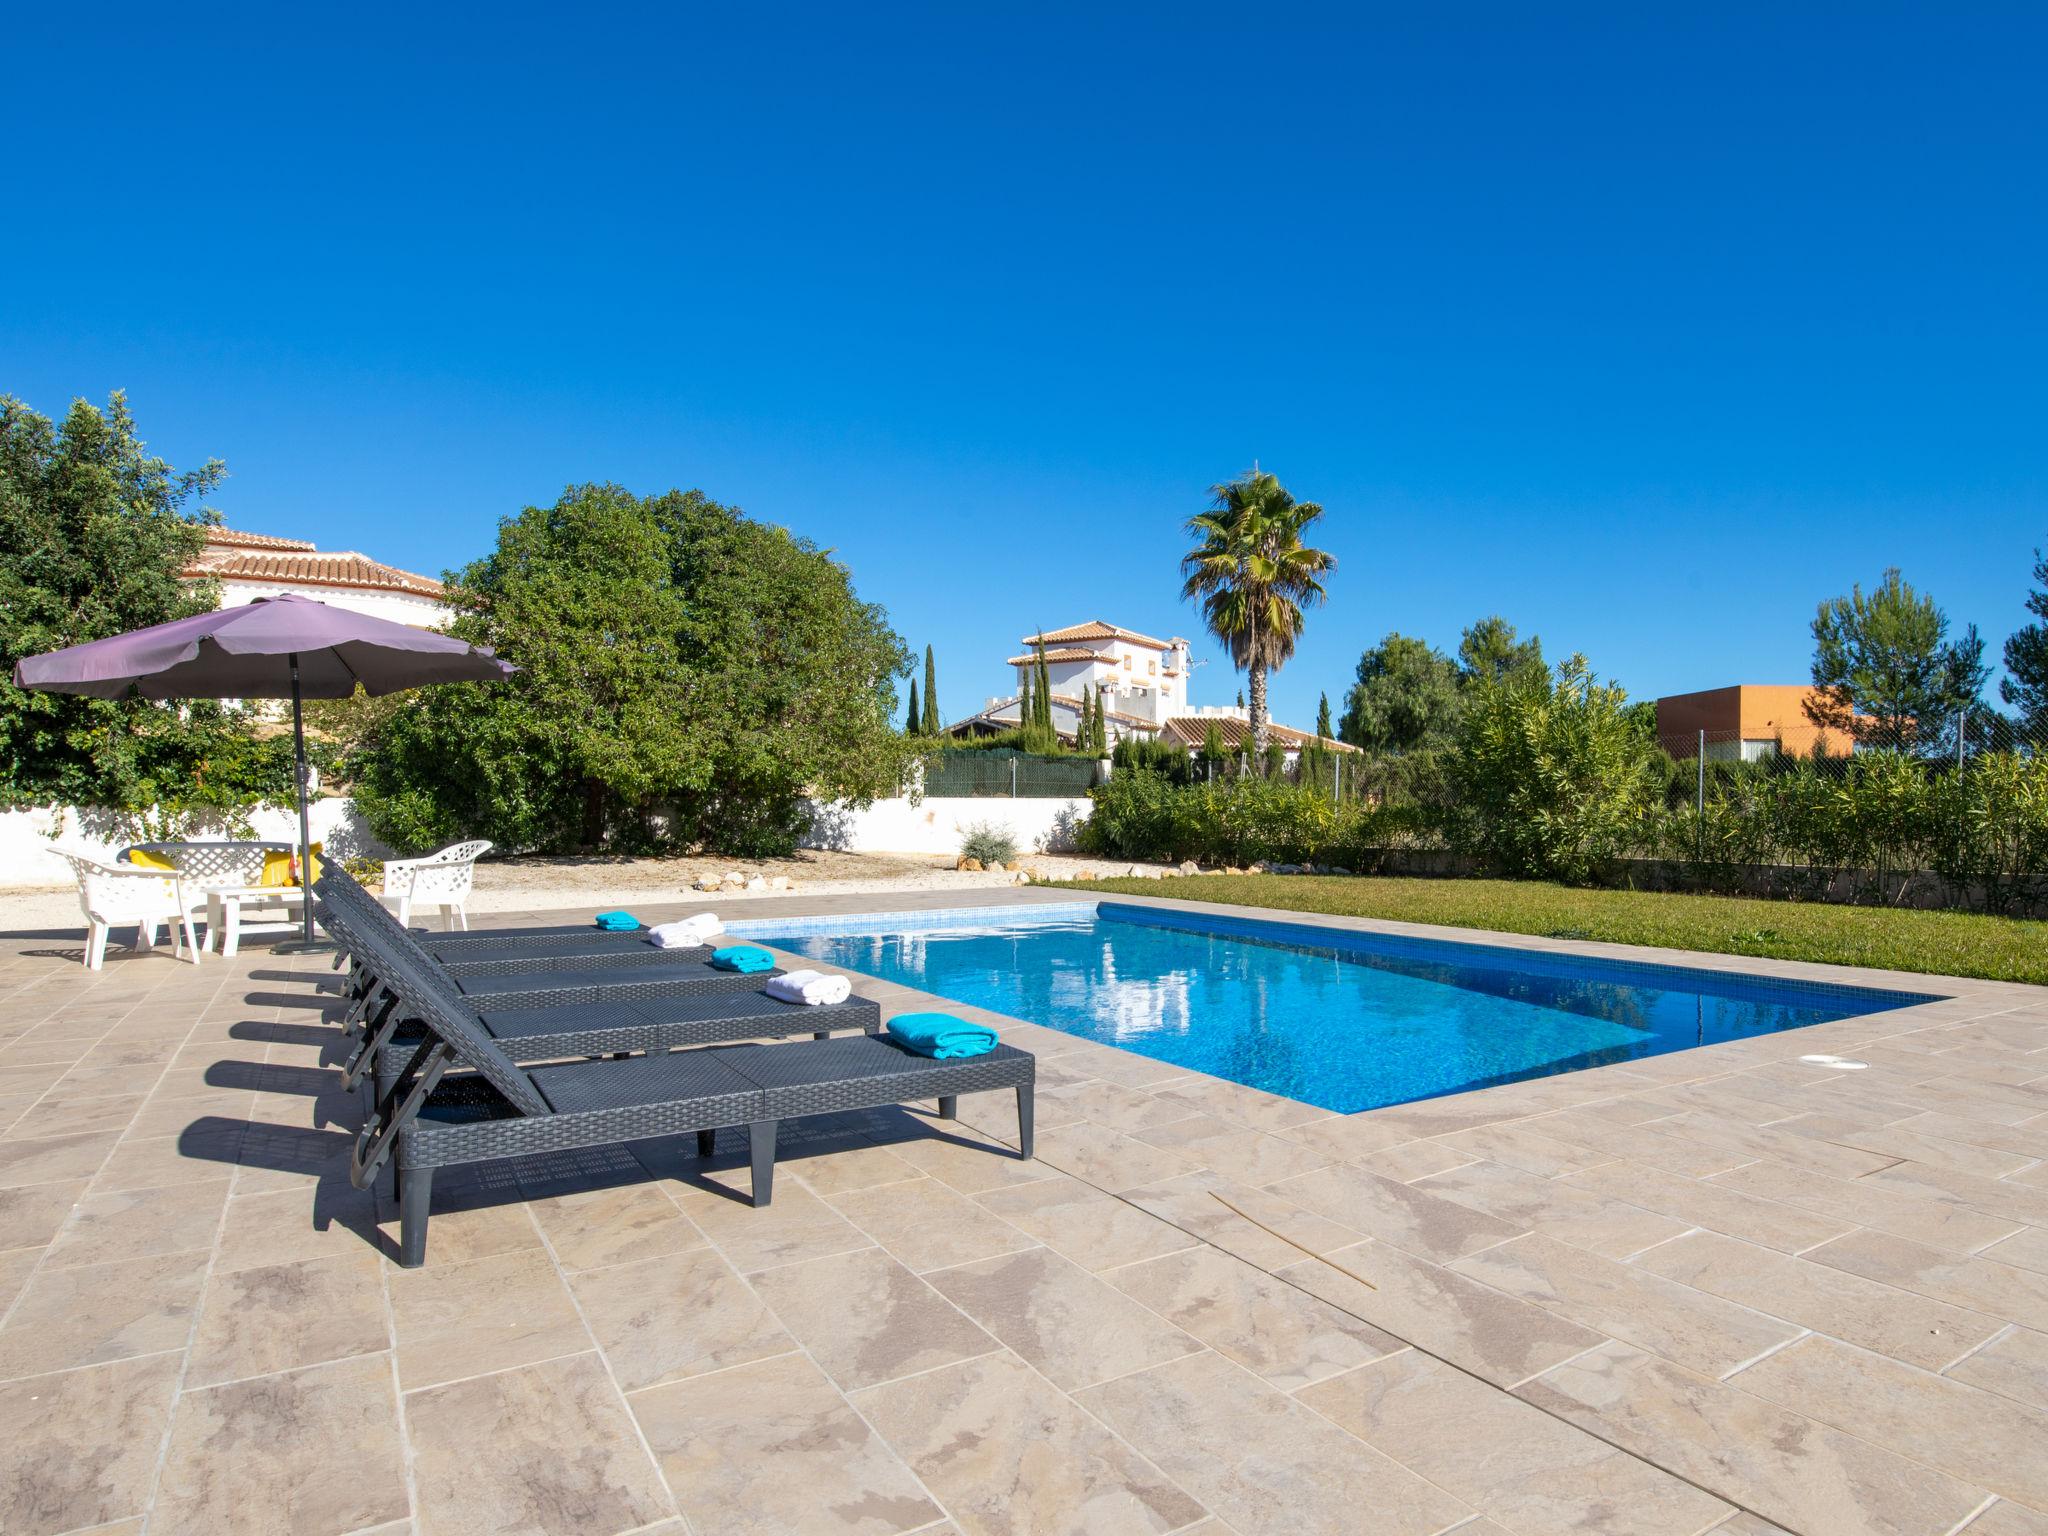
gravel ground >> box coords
[1,848,1175,933]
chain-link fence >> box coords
[918,750,1099,799]
[1652,711,2048,912]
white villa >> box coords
[184,526,450,627]
[951,619,1356,764]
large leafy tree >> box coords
[1179,469,1335,753]
[1457,615,1546,687]
[1448,655,1657,882]
[1807,568,1986,753]
[0,392,292,819]
[352,483,913,857]
[2001,546,2048,735]
[1338,632,1464,753]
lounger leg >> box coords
[696,1129,715,1157]
[937,1095,958,1120]
[398,1165,434,1268]
[85,920,108,971]
[748,1120,777,1206]
[1015,1085,1034,1159]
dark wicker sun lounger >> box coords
[315,896,881,1092]
[345,921,1034,1266]
[316,871,772,1027]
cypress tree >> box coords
[922,645,940,735]
[1035,642,1053,733]
[1018,665,1032,733]
[1316,691,1334,741]
[906,678,920,735]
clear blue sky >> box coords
[6,5,2043,729]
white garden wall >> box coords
[802,795,1090,857]
[0,800,389,888]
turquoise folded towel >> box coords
[886,1012,997,1059]
[593,910,641,931]
[710,944,776,974]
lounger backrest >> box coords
[311,872,553,1117]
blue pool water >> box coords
[738,901,1939,1113]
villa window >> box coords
[1148,660,1156,676]
[1123,656,1131,670]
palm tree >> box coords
[1180,468,1336,753]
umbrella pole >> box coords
[290,653,315,946]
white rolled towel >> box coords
[765,968,852,1006]
[676,911,724,937]
[648,918,719,949]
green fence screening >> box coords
[921,750,1097,798]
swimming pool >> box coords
[736,901,1940,1113]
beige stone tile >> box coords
[1948,1326,2048,1411]
[1435,1121,1615,1178]
[1036,1078,1199,1134]
[1648,1110,1901,1179]
[1735,1332,2048,1511]
[1453,1232,1802,1377]
[153,1353,408,1536]
[1149,1076,1330,1134]
[1120,1169,1366,1271]
[1033,1119,1207,1192]
[1565,1159,1855,1255]
[974,1176,1199,1272]
[1521,1107,1757,1177]
[1774,1112,2039,1179]
[1108,1243,1401,1390]
[669,1172,874,1272]
[1354,1137,1483,1182]
[372,1191,545,1266]
[388,1247,593,1391]
[1518,1338,1988,1536]
[1963,1500,2048,1535]
[215,1182,381,1273]
[1414,1158,1689,1259]
[785,1139,926,1197]
[864,1117,1048,1194]
[406,1351,673,1536]
[1277,1112,1421,1162]
[89,1127,245,1193]
[44,1177,229,1268]
[1267,1162,1523,1265]
[926,1246,1199,1390]
[1635,1228,2002,1370]
[1807,1227,2048,1332]
[0,1179,86,1250]
[0,1244,38,1314]
[1982,1225,2048,1276]
[829,1177,1037,1272]
[1298,1348,1733,1534]
[1,1092,143,1142]
[854,1349,1206,1536]
[0,1352,181,1536]
[1136,1122,1336,1185]
[633,1350,941,1536]
[1077,1349,1471,1536]
[0,1250,205,1379]
[185,1252,389,1387]
[123,1089,255,1140]
[1282,1238,1609,1389]
[570,1247,791,1393]
[1863,1159,2048,1228]
[1710,1158,2023,1253]
[526,1184,703,1272]
[749,1245,997,1390]
[0,1130,119,1189]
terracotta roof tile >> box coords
[201,526,319,552]
[1004,648,1101,665]
[185,548,446,599]
[1020,620,1176,651]
[1158,716,1359,753]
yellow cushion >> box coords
[126,849,176,871]
[259,852,296,887]
[301,843,324,885]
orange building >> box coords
[1654,685,1849,760]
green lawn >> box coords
[1050,874,2048,985]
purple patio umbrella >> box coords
[15,594,514,945]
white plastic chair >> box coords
[51,848,202,969]
[380,839,492,930]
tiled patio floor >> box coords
[5,889,2048,1534]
